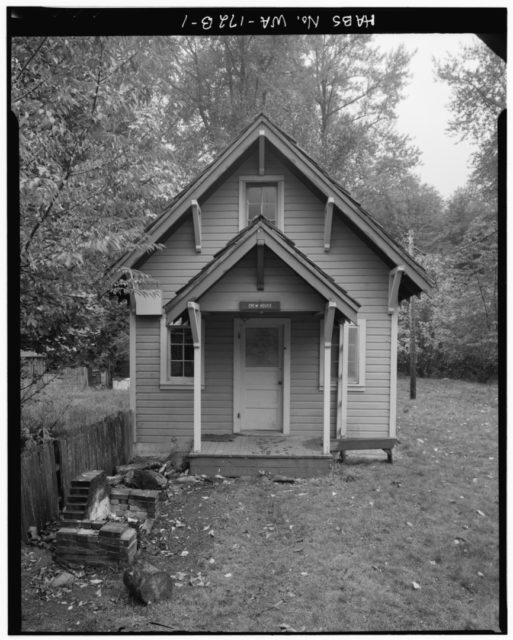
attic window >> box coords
[247,184,277,222]
[239,175,284,231]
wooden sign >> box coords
[239,301,281,312]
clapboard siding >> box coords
[200,249,324,312]
[135,316,193,448]
[202,315,233,434]
[135,145,395,444]
[290,316,337,438]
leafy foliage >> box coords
[14,36,177,370]
[13,34,500,385]
[436,39,506,199]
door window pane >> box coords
[245,327,280,367]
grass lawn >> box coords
[21,380,129,440]
[20,377,501,633]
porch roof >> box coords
[164,216,360,324]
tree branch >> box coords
[15,37,48,81]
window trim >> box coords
[319,319,366,390]
[160,316,205,389]
[239,175,284,231]
[344,319,366,388]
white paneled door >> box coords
[234,318,290,432]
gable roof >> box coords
[165,216,360,324]
[110,113,433,299]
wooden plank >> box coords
[21,442,60,540]
[323,196,334,251]
[323,302,336,454]
[256,240,265,290]
[190,455,331,478]
[388,266,404,313]
[192,199,202,253]
[332,438,396,451]
[259,129,265,176]
[188,302,202,452]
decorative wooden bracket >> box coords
[324,196,335,252]
[256,238,265,291]
[388,266,404,314]
[259,129,265,176]
[323,300,337,346]
[191,199,202,253]
[187,301,201,347]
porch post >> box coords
[388,267,404,438]
[323,301,336,455]
[187,302,202,453]
[339,322,349,437]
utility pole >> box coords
[408,229,417,400]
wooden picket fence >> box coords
[20,411,133,541]
[21,441,60,538]
[56,412,133,502]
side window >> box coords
[239,176,284,230]
[319,320,366,388]
[169,325,194,378]
[344,320,366,387]
[346,324,359,384]
[160,317,205,388]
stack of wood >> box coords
[54,521,137,566]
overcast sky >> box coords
[374,32,480,199]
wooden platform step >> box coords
[190,455,332,478]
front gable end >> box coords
[111,114,432,303]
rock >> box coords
[123,560,173,605]
[50,571,75,588]
[166,451,189,473]
[28,526,40,541]
[132,469,168,490]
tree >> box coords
[160,35,418,194]
[357,172,445,251]
[436,39,506,199]
[297,35,417,188]
[13,36,176,370]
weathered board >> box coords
[21,441,60,539]
[190,455,332,478]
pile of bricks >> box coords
[61,470,110,522]
[109,488,160,520]
[55,521,137,566]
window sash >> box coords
[160,317,205,388]
[246,184,277,222]
[169,326,194,378]
[239,176,284,230]
[319,319,366,388]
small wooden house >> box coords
[112,114,432,476]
